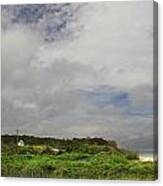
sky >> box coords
[1,1,154,151]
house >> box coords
[17,139,25,147]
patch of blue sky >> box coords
[110,93,129,107]
[78,86,130,108]
[77,86,152,118]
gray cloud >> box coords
[2,4,85,42]
[1,2,154,152]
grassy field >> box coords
[1,135,158,180]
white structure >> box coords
[17,139,25,147]
[139,154,154,162]
[51,148,60,153]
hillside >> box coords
[1,135,157,180]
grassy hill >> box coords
[1,135,158,180]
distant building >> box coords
[51,148,59,153]
[17,139,25,147]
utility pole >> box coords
[16,128,19,144]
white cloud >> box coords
[1,2,154,151]
[29,2,153,90]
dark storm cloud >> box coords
[2,3,84,41]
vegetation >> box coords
[1,135,157,180]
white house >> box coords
[17,139,25,147]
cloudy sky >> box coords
[1,1,154,151]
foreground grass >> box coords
[1,136,158,180]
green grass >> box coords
[1,135,158,180]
